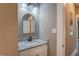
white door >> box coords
[57,3,65,56]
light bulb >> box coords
[21,3,27,8]
[34,7,38,12]
[32,7,38,14]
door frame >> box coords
[57,3,65,56]
[76,15,79,53]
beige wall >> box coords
[64,3,76,56]
[0,4,18,56]
[39,3,57,56]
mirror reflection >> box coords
[23,14,36,34]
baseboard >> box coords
[71,48,77,56]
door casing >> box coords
[57,3,65,56]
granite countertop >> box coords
[18,39,48,51]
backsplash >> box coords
[21,33,39,41]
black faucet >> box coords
[28,36,32,41]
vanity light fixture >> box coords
[21,3,27,8]
[33,7,38,12]
[28,4,34,10]
[28,3,38,14]
[20,3,28,11]
[32,7,38,14]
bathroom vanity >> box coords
[18,4,48,56]
[18,39,48,56]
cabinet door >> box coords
[36,44,47,56]
[20,47,37,56]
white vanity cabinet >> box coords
[19,44,47,56]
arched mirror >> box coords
[22,14,36,34]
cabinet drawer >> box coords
[20,47,37,56]
[19,44,47,56]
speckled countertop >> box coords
[18,39,48,51]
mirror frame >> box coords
[22,14,36,35]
